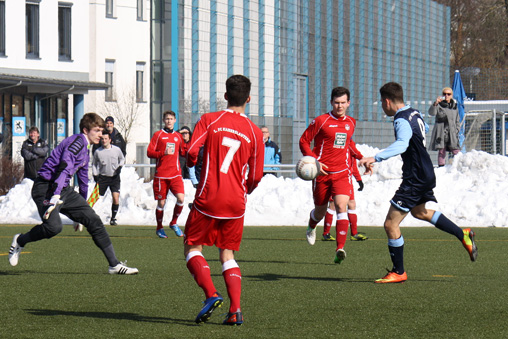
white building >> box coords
[0,0,150,164]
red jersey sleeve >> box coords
[147,130,163,159]
[246,126,265,194]
[299,117,321,158]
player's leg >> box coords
[184,210,223,323]
[307,177,329,245]
[322,200,335,241]
[411,204,477,262]
[61,188,138,274]
[348,199,368,241]
[154,178,168,238]
[110,176,121,225]
[332,194,350,264]
[375,205,408,283]
[9,180,64,266]
[168,177,185,237]
[217,218,244,325]
[110,192,120,225]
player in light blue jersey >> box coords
[360,82,477,284]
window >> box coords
[26,1,40,58]
[137,0,143,21]
[0,0,5,56]
[136,62,145,102]
[106,0,114,18]
[58,3,72,61]
[105,60,115,101]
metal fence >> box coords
[463,110,508,156]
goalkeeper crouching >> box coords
[7,113,138,275]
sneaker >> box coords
[223,311,243,326]
[8,234,23,266]
[322,233,335,241]
[156,229,168,238]
[110,218,118,226]
[306,226,316,245]
[375,270,407,284]
[195,292,224,324]
[334,248,346,264]
[108,262,139,275]
[350,232,368,241]
[170,224,184,237]
[462,228,478,262]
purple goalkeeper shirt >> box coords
[37,134,90,199]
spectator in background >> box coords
[93,116,127,157]
[179,126,198,187]
[261,126,281,175]
[428,87,461,167]
[21,126,49,180]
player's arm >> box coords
[299,122,318,158]
[187,119,207,167]
[114,147,125,176]
[349,139,364,160]
[76,160,88,200]
[246,129,265,194]
[374,118,412,162]
[21,141,37,160]
[147,132,163,159]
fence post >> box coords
[492,109,497,154]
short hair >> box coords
[79,113,105,133]
[442,87,453,95]
[330,87,350,102]
[29,126,39,134]
[380,82,404,103]
[101,130,111,139]
[163,110,176,119]
[226,75,251,106]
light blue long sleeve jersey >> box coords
[374,105,429,162]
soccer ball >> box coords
[295,156,321,180]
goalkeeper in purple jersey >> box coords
[8,113,138,275]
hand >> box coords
[43,195,63,220]
[357,180,364,191]
[318,162,329,176]
[359,157,375,175]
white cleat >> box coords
[306,227,316,245]
[334,248,347,264]
[8,234,23,266]
[108,262,139,275]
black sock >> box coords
[111,204,119,219]
[432,212,463,240]
[102,244,120,267]
[388,236,405,274]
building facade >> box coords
[152,0,451,163]
[0,0,106,161]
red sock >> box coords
[171,202,184,225]
[223,262,242,313]
[156,208,164,230]
[308,210,319,229]
[186,253,216,299]
[323,209,334,235]
[335,217,349,250]
[348,211,358,236]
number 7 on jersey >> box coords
[220,137,241,174]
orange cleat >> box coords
[375,270,407,284]
[461,228,478,262]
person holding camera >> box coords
[428,87,461,167]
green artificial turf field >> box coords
[1,225,506,338]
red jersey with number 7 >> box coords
[187,109,264,219]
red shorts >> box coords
[184,208,244,251]
[153,176,184,200]
[313,171,353,206]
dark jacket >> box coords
[428,99,461,151]
[21,138,49,180]
[93,127,127,156]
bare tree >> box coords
[99,85,147,145]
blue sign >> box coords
[12,117,26,136]
[57,119,66,137]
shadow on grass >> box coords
[244,272,373,283]
[24,309,198,325]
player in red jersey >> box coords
[323,142,368,241]
[183,75,264,326]
[147,110,187,238]
[299,86,363,264]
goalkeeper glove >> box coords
[43,195,63,220]
[357,180,364,191]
